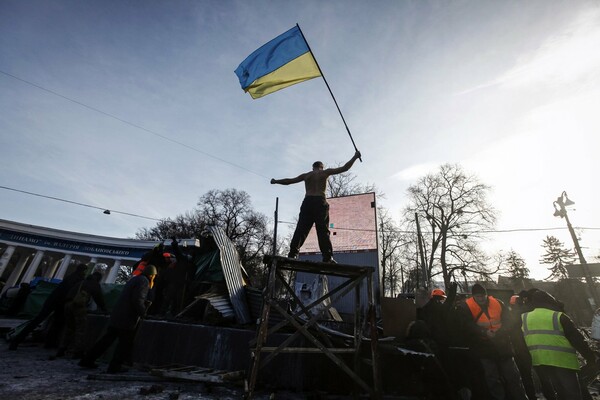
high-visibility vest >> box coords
[132,260,148,276]
[466,296,503,332]
[521,308,579,370]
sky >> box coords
[1,0,599,280]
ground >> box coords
[0,342,308,400]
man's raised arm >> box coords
[325,151,361,176]
[271,173,307,185]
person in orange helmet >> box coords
[416,284,463,396]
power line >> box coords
[277,220,600,235]
[0,185,162,222]
[3,184,599,235]
[0,69,269,180]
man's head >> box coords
[431,288,447,302]
[143,264,158,277]
[143,264,158,288]
[312,161,324,170]
[471,283,487,305]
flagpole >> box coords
[296,23,362,162]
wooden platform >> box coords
[246,256,381,399]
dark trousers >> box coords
[289,196,333,261]
[81,326,136,371]
[514,351,538,400]
[480,357,528,400]
[59,301,88,355]
[535,365,582,400]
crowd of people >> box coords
[5,238,198,374]
[4,237,600,398]
[411,283,599,400]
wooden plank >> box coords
[87,374,163,382]
[263,255,373,278]
[153,369,244,383]
[256,347,356,353]
[90,368,244,384]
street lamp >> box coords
[553,191,599,307]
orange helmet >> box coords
[431,288,447,298]
[510,295,519,305]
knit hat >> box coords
[472,283,487,295]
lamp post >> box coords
[553,191,600,307]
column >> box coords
[0,245,16,278]
[1,253,31,295]
[104,259,122,284]
[88,257,98,273]
[54,254,73,280]
[44,258,62,279]
[20,250,45,284]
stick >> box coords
[296,23,362,162]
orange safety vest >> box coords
[132,252,173,276]
[132,260,148,276]
[466,296,503,332]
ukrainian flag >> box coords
[235,26,321,99]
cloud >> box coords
[392,162,440,181]
[457,8,600,95]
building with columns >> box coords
[0,218,163,295]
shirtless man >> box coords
[271,151,361,263]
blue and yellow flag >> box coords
[235,26,321,99]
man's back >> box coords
[303,170,329,196]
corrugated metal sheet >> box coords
[198,292,236,320]
[208,226,251,324]
[296,251,379,316]
[245,286,287,327]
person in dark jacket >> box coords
[6,282,31,317]
[79,265,157,373]
[160,238,195,317]
[9,263,88,350]
[416,283,463,399]
[55,271,107,359]
[508,295,538,400]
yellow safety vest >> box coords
[521,308,579,371]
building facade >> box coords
[0,219,162,294]
[296,192,380,316]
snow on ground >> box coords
[0,342,304,400]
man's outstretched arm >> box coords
[325,151,361,176]
[271,173,307,185]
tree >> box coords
[540,235,576,281]
[503,250,529,279]
[327,169,378,198]
[403,164,497,288]
[136,188,272,284]
[378,208,409,297]
[326,169,404,295]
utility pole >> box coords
[553,191,600,307]
[415,213,428,289]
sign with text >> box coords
[0,228,148,259]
